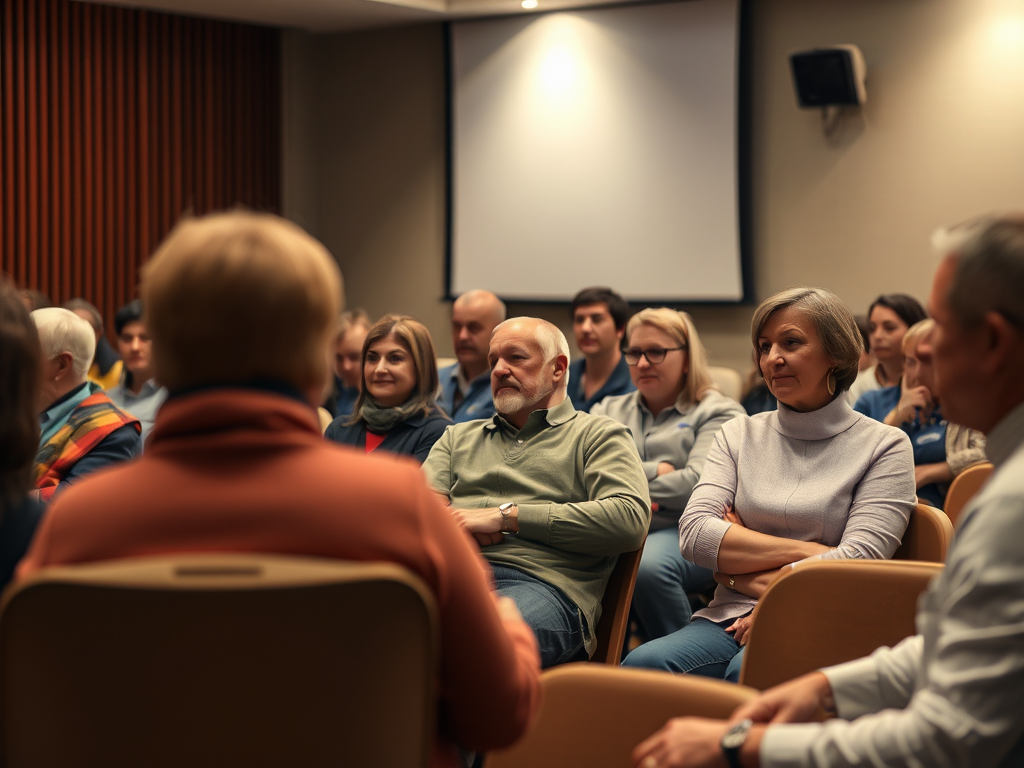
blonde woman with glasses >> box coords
[592,309,744,645]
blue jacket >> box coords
[566,355,636,413]
[438,364,495,423]
[854,384,900,423]
[324,405,451,464]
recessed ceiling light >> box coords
[522,0,538,8]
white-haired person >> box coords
[31,307,141,503]
[424,317,650,668]
[592,309,744,644]
[18,212,542,767]
[623,288,915,682]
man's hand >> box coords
[632,717,733,768]
[452,507,505,546]
[657,462,676,476]
[729,671,836,725]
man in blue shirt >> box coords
[567,287,635,412]
[438,290,505,422]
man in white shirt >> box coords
[632,213,1024,768]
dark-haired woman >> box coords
[0,281,45,590]
[847,293,928,404]
[325,314,450,464]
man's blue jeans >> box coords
[491,565,587,668]
[621,616,743,681]
[631,527,716,640]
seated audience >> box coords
[32,307,141,502]
[438,290,505,423]
[567,286,636,412]
[739,366,776,416]
[424,317,650,667]
[857,318,986,509]
[592,309,744,643]
[106,299,168,444]
[325,314,450,464]
[0,281,45,591]
[323,309,370,419]
[18,211,542,767]
[630,213,1024,768]
[846,293,927,404]
[622,288,915,682]
[64,297,123,390]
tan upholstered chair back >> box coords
[893,502,954,563]
[945,462,994,528]
[589,541,645,665]
[485,663,758,768]
[739,559,941,691]
[0,554,437,768]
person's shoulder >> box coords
[848,407,912,451]
[574,407,634,441]
[695,390,746,418]
[590,390,637,418]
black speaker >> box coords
[789,46,866,108]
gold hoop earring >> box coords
[827,370,836,396]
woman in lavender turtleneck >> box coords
[623,288,917,681]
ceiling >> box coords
[89,0,636,33]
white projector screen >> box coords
[449,0,745,303]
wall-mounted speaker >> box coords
[789,45,867,108]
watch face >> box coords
[722,718,752,750]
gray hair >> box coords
[492,317,571,372]
[750,287,863,396]
[935,214,1024,330]
[31,307,96,381]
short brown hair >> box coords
[142,211,343,394]
[750,287,863,396]
[350,314,440,421]
[0,279,41,507]
[625,308,714,404]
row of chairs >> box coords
[0,481,987,767]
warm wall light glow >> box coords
[991,15,1024,48]
[521,0,538,8]
[541,47,575,92]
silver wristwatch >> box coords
[498,501,517,534]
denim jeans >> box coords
[621,616,741,679]
[631,527,716,641]
[491,565,587,668]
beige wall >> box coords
[283,0,1024,376]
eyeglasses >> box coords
[624,346,687,366]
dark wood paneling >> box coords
[1,0,281,329]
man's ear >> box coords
[552,353,569,383]
[979,311,1021,377]
[616,326,625,342]
[53,351,75,381]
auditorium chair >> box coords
[0,554,437,768]
[739,559,941,691]
[589,541,645,665]
[485,663,757,768]
[944,461,994,528]
[893,502,955,563]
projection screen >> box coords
[449,0,745,302]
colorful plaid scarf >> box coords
[34,391,141,502]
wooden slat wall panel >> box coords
[0,0,281,330]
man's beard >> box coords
[493,376,553,417]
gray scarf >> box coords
[359,395,423,433]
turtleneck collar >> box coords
[772,392,860,441]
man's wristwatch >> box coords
[498,502,517,534]
[720,718,753,768]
